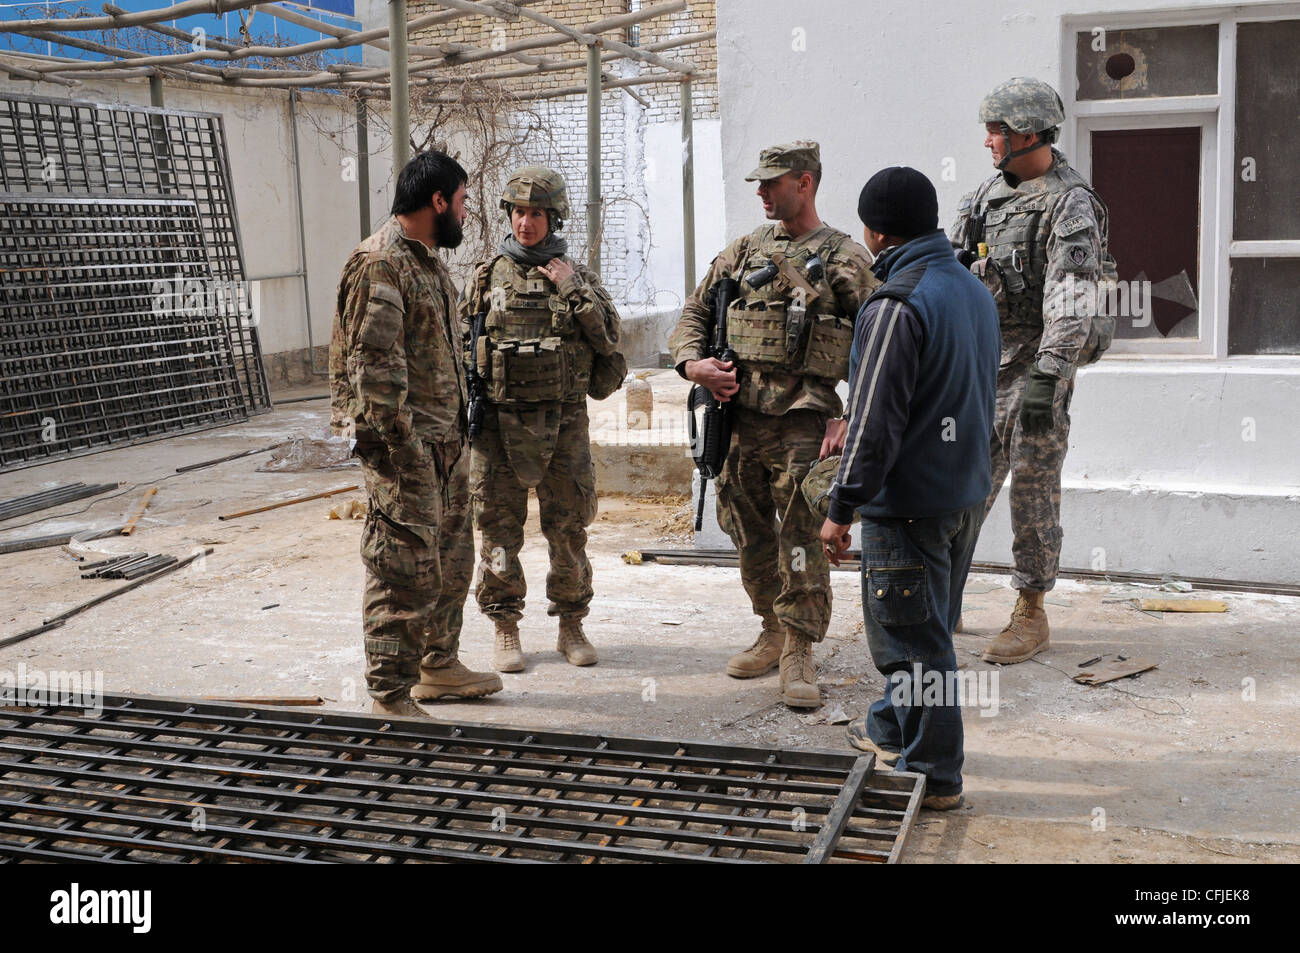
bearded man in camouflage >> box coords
[330,150,503,717]
[460,167,623,671]
[950,78,1117,663]
[669,141,877,708]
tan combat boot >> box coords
[409,660,503,701]
[725,624,785,679]
[779,632,821,709]
[982,590,1050,664]
[557,619,597,666]
[493,620,525,673]
[370,694,430,719]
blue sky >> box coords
[1,1,363,66]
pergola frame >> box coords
[0,0,711,286]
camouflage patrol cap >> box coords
[744,140,822,182]
[978,77,1065,134]
[801,454,850,522]
[500,165,570,220]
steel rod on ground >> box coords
[174,444,283,473]
[0,484,119,522]
[218,486,359,521]
[120,488,158,536]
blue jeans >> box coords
[858,502,983,797]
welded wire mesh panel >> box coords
[0,695,924,864]
[0,195,247,469]
[0,92,270,412]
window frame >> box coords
[1060,5,1300,360]
[1075,112,1217,355]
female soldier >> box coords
[461,166,623,671]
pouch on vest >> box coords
[801,313,854,380]
[488,337,568,402]
[587,349,627,400]
[728,298,789,366]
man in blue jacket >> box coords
[819,167,1000,809]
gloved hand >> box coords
[1019,366,1060,435]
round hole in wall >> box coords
[1105,52,1137,80]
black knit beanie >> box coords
[857,166,939,239]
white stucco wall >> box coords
[0,75,394,360]
[645,119,725,312]
[709,0,1300,584]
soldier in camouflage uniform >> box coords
[950,78,1117,664]
[330,151,504,717]
[460,166,623,671]
[669,142,878,708]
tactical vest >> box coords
[474,256,594,404]
[969,164,1111,329]
[725,225,855,381]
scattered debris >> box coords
[219,486,359,521]
[622,550,643,564]
[258,435,355,472]
[1160,579,1194,593]
[120,486,158,535]
[1137,598,1228,613]
[327,498,367,520]
[1073,656,1159,685]
[810,705,851,725]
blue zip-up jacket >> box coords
[828,229,1000,522]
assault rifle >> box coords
[467,309,488,442]
[687,276,740,531]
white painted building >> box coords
[708,0,1300,585]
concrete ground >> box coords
[2,384,1296,863]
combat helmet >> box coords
[979,77,1065,170]
[500,165,569,227]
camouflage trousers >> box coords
[716,407,831,642]
[472,402,597,624]
[359,436,473,702]
[984,326,1075,592]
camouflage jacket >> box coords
[669,222,878,417]
[329,217,467,466]
[949,150,1110,378]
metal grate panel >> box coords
[0,695,924,864]
[0,92,270,414]
[0,194,247,469]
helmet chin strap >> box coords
[996,121,1049,171]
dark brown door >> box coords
[1091,127,1201,338]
